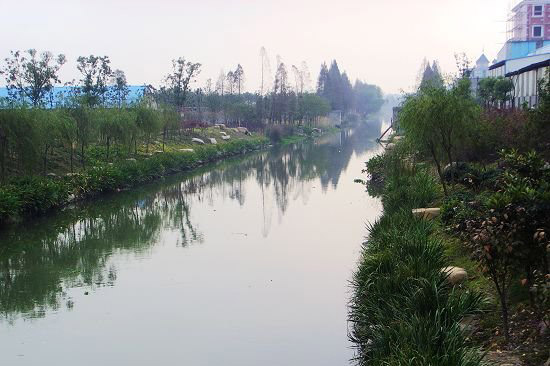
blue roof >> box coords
[0,85,147,107]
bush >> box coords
[265,125,295,143]
[350,211,484,365]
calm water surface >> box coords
[0,124,383,366]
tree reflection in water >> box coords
[0,125,379,322]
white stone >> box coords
[441,266,468,285]
[179,148,194,152]
[221,135,230,140]
[412,208,441,220]
[386,143,396,150]
[192,138,205,145]
[209,138,217,145]
[126,158,137,162]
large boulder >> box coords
[441,266,468,285]
[192,138,205,145]
[412,208,441,220]
[209,138,217,145]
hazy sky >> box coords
[1,0,516,94]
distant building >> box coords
[483,1,550,107]
[506,59,550,107]
[470,54,490,95]
[498,0,550,62]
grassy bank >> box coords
[350,141,486,365]
[353,136,550,365]
[0,136,267,226]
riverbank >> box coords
[0,124,345,227]
[352,135,550,366]
[0,134,269,226]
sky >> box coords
[0,0,518,94]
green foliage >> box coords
[0,138,267,225]
[443,150,550,343]
[1,49,66,107]
[352,147,484,365]
[400,84,480,195]
[478,77,514,109]
[350,210,485,366]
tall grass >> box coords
[350,149,485,366]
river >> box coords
[0,123,383,366]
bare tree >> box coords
[300,61,312,92]
[260,47,272,95]
[215,69,225,96]
[234,64,245,95]
[226,71,235,95]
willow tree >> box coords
[399,80,479,195]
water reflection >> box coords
[0,125,379,323]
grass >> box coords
[350,145,487,366]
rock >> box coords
[220,130,228,135]
[312,128,321,133]
[209,138,217,145]
[215,123,226,129]
[126,158,137,162]
[412,208,441,220]
[178,148,194,152]
[221,135,230,140]
[154,150,163,154]
[385,143,396,150]
[107,163,114,166]
[65,172,79,177]
[441,266,468,285]
[236,127,249,134]
[392,135,404,141]
[192,138,205,145]
[67,194,76,202]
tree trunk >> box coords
[70,145,74,173]
[81,143,86,168]
[106,137,110,161]
[43,146,49,176]
[0,135,6,182]
[430,144,448,196]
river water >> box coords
[0,123,383,366]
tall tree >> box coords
[109,69,130,108]
[260,47,272,95]
[234,64,245,95]
[76,55,113,106]
[317,62,329,96]
[226,71,235,95]
[165,57,201,110]
[1,49,66,107]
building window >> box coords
[533,25,543,37]
[533,5,543,17]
